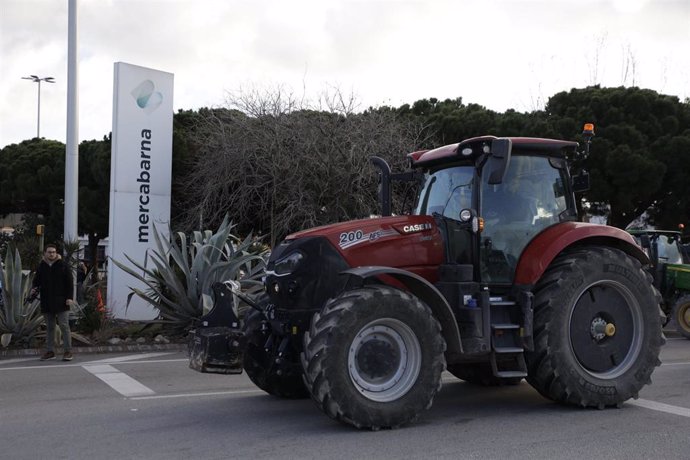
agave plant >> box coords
[111,215,267,332]
[0,248,43,348]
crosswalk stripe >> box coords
[83,364,155,397]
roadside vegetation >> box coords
[111,216,266,334]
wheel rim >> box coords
[348,318,421,402]
[568,280,643,379]
[678,302,690,333]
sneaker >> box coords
[40,351,56,361]
[62,351,74,361]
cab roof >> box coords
[409,136,579,167]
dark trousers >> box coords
[44,311,72,352]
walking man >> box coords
[31,244,74,361]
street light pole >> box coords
[22,75,55,139]
[65,0,80,265]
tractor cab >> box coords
[629,230,687,267]
[409,136,579,286]
[628,229,687,294]
[628,229,690,332]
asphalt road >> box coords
[1,338,689,460]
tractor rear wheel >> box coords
[525,246,664,408]
[301,285,446,429]
[243,307,308,399]
[672,295,690,339]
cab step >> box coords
[489,350,528,379]
[489,298,528,379]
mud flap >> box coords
[188,326,246,374]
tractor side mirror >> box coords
[572,171,591,193]
[487,138,512,185]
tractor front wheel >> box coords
[301,285,446,429]
[525,246,664,408]
[672,295,690,339]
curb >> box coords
[0,342,188,359]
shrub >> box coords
[73,276,111,337]
[111,216,267,333]
[0,248,43,348]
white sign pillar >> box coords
[108,62,174,320]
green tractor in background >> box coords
[629,229,690,339]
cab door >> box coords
[479,155,570,284]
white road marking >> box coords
[82,352,177,364]
[661,361,690,367]
[106,358,189,365]
[0,357,187,371]
[629,398,690,418]
[130,389,263,400]
[83,364,155,397]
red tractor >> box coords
[190,125,664,429]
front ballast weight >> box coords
[189,282,246,374]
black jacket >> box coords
[32,257,73,314]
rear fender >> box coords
[515,222,650,286]
[343,266,463,354]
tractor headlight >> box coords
[459,208,482,233]
[274,251,305,276]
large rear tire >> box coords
[301,285,446,429]
[525,246,664,408]
[243,307,309,399]
[672,295,690,340]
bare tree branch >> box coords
[177,87,424,246]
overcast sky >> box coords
[1,0,688,149]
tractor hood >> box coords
[264,215,444,311]
[286,215,445,278]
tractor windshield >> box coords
[657,235,684,265]
[414,166,475,219]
